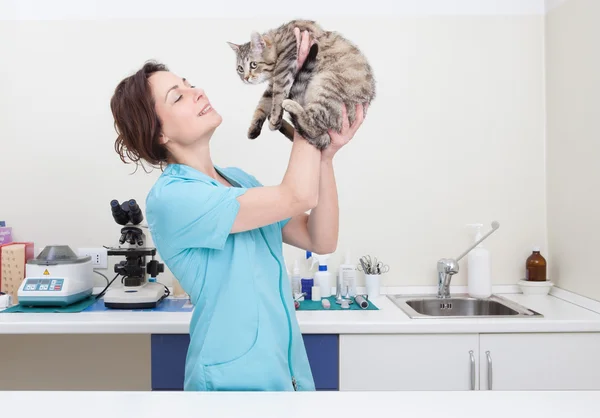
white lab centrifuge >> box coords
[18,245,94,307]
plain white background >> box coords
[0,0,552,292]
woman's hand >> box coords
[321,103,367,161]
[294,28,316,70]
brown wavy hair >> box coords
[110,60,170,171]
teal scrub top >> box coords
[145,163,315,391]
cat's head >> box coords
[227,32,275,85]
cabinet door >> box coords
[151,334,338,390]
[480,333,600,390]
[302,334,339,390]
[339,334,479,391]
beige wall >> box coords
[0,335,150,390]
[546,0,600,300]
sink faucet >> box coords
[436,221,500,299]
[437,258,459,298]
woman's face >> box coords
[149,71,222,147]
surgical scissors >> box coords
[375,262,390,274]
[358,255,390,275]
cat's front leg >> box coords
[248,85,273,139]
[269,61,297,131]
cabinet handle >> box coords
[486,351,493,390]
[469,350,475,390]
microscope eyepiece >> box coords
[127,199,144,225]
[111,199,130,225]
[111,199,144,226]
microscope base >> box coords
[103,282,166,309]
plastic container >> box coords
[365,274,380,298]
[518,279,553,295]
[525,247,547,282]
[310,252,332,298]
[291,260,302,297]
[338,252,357,297]
[172,277,188,298]
[467,223,492,298]
[301,278,313,300]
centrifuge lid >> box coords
[28,245,91,265]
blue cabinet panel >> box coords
[302,334,339,390]
[150,334,338,391]
[151,334,190,390]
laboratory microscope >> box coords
[101,199,167,309]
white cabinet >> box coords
[339,333,600,391]
[339,334,479,391]
[480,333,600,390]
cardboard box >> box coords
[0,242,35,303]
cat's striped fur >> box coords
[227,19,376,150]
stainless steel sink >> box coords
[388,294,543,319]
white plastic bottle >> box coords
[467,223,492,298]
[311,253,332,297]
[291,259,302,298]
[339,252,357,297]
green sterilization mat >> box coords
[1,295,98,313]
[297,296,378,311]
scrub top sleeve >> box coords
[278,217,292,229]
[157,181,248,251]
[241,170,263,188]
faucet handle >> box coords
[438,258,459,275]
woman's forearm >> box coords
[281,131,322,207]
[307,158,339,254]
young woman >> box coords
[109,30,366,391]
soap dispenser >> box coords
[467,223,492,298]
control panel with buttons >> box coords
[22,278,65,292]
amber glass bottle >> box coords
[526,247,547,281]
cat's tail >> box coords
[279,120,295,141]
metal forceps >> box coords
[358,255,374,274]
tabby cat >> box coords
[227,19,376,150]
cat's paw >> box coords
[247,118,264,139]
[268,116,282,131]
[248,126,262,139]
[282,99,303,116]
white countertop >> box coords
[1,390,599,418]
[2,285,600,335]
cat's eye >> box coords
[237,65,244,73]
[250,61,257,69]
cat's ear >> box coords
[226,42,240,53]
[250,31,267,53]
